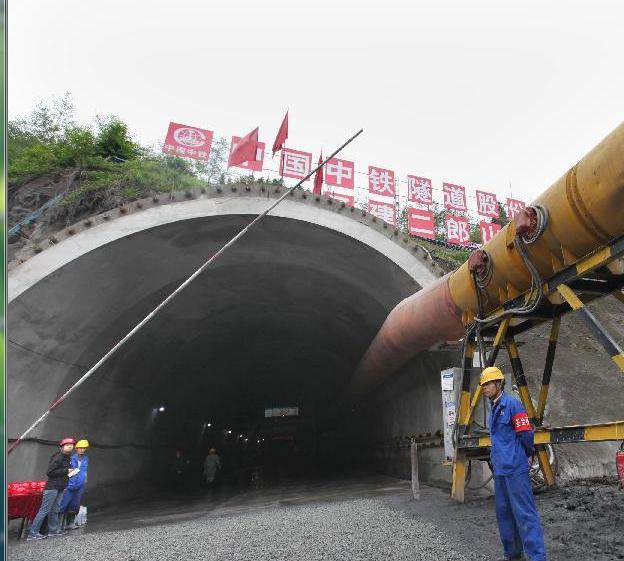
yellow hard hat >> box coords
[480,366,505,386]
[75,439,89,449]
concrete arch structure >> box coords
[7,184,453,500]
[8,185,445,301]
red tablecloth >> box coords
[8,481,46,521]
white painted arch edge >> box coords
[8,196,439,302]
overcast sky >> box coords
[8,0,624,209]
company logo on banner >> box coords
[325,158,354,189]
[443,183,467,212]
[476,190,499,218]
[506,198,526,220]
[408,209,435,239]
[280,148,312,180]
[229,136,265,171]
[445,215,471,245]
[368,166,395,197]
[163,122,213,160]
[480,221,501,243]
[368,200,396,225]
[407,176,433,205]
[324,189,354,207]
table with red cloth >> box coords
[8,481,47,537]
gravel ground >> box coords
[8,498,486,561]
[8,478,623,561]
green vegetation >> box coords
[7,94,234,207]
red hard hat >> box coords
[59,437,76,447]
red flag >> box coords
[313,153,323,195]
[229,127,259,167]
[272,111,288,155]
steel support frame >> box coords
[451,237,624,502]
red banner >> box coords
[229,136,265,171]
[408,209,435,239]
[475,190,499,218]
[324,189,355,207]
[163,122,213,160]
[480,221,502,243]
[325,158,355,189]
[407,176,433,205]
[506,198,526,220]
[368,200,396,225]
[368,166,395,197]
[445,214,471,245]
[280,148,312,180]
[443,183,467,212]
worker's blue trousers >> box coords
[494,472,547,561]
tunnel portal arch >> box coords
[7,184,448,496]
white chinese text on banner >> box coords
[443,183,467,212]
[408,209,435,239]
[407,176,433,205]
[368,200,396,225]
[475,190,499,218]
[445,214,471,245]
[368,166,395,197]
[280,148,312,180]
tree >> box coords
[492,201,509,227]
[27,92,76,143]
[470,221,481,243]
[8,93,77,172]
[397,205,409,234]
[432,203,447,241]
[194,137,231,184]
[94,116,142,161]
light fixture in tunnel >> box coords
[158,406,165,412]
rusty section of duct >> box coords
[346,275,465,402]
[350,122,624,402]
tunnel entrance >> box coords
[8,212,441,502]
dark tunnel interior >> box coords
[8,214,427,501]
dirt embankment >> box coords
[7,170,128,263]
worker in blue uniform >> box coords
[481,366,547,561]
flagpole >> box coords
[8,128,364,455]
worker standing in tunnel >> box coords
[203,448,222,486]
[27,437,76,541]
[60,439,90,529]
[481,367,547,561]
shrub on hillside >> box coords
[94,117,142,162]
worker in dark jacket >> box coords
[481,367,547,561]
[27,437,76,541]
